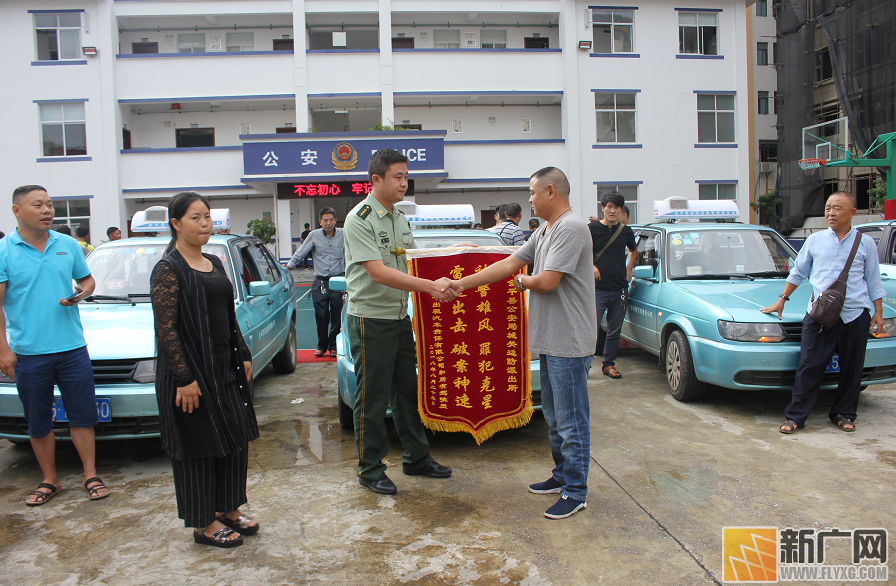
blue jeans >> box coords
[596,287,627,369]
[540,354,593,501]
[14,346,96,438]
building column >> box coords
[293,0,309,131]
[559,0,585,216]
[734,4,753,221]
[98,0,124,240]
[274,0,309,258]
[379,0,395,126]
[276,196,292,262]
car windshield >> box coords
[86,243,233,301]
[413,234,506,248]
[666,229,795,279]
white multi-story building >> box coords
[1,0,753,262]
[747,0,777,216]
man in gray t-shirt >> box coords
[451,167,596,520]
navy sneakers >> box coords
[528,477,563,494]
[544,495,587,519]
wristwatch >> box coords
[515,274,527,291]
[778,293,790,301]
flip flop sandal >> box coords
[25,483,59,506]
[602,366,622,379]
[84,476,110,500]
[216,514,260,536]
[779,419,800,434]
[313,349,326,358]
[833,414,856,432]
[194,527,244,548]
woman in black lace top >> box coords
[150,192,260,549]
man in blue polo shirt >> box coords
[0,185,108,506]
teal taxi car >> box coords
[0,232,299,442]
[330,208,542,429]
[855,220,896,308]
[621,198,896,401]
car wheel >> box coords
[665,330,706,401]
[272,320,297,374]
[337,392,354,430]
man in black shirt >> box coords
[588,191,637,379]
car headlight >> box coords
[718,321,786,342]
[132,359,156,383]
[872,317,896,338]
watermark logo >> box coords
[723,527,888,583]
[723,527,778,582]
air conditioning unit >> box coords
[760,162,775,174]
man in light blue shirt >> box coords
[762,192,885,434]
[284,207,345,357]
[0,185,108,505]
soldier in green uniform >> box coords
[343,148,456,495]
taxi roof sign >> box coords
[130,206,169,232]
[406,204,476,226]
[131,207,231,232]
[653,197,739,221]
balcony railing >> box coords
[119,147,245,191]
[443,140,566,181]
[392,49,563,94]
[305,52,382,97]
[116,52,295,101]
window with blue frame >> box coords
[34,12,81,61]
[592,10,635,54]
[679,12,718,56]
[595,93,637,144]
[697,94,735,143]
[698,183,736,200]
[40,103,86,157]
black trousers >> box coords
[785,310,871,426]
[171,447,249,528]
[312,277,344,352]
[347,315,433,481]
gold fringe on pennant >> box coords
[418,407,535,445]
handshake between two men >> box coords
[427,253,557,303]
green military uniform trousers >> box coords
[347,314,434,481]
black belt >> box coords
[315,274,344,281]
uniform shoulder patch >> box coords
[357,205,372,219]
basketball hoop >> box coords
[799,158,827,176]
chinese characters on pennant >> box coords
[407,248,532,444]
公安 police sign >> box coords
[242,135,445,177]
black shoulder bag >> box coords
[594,224,623,264]
[807,233,862,329]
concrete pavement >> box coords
[1,348,894,585]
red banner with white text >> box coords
[406,248,531,444]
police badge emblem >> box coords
[332,142,358,171]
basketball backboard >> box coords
[802,117,849,162]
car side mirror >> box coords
[633,265,655,280]
[329,276,347,291]
[248,281,271,297]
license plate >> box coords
[825,354,840,373]
[52,398,112,423]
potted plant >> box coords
[868,178,887,216]
[750,189,782,226]
[247,217,276,244]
